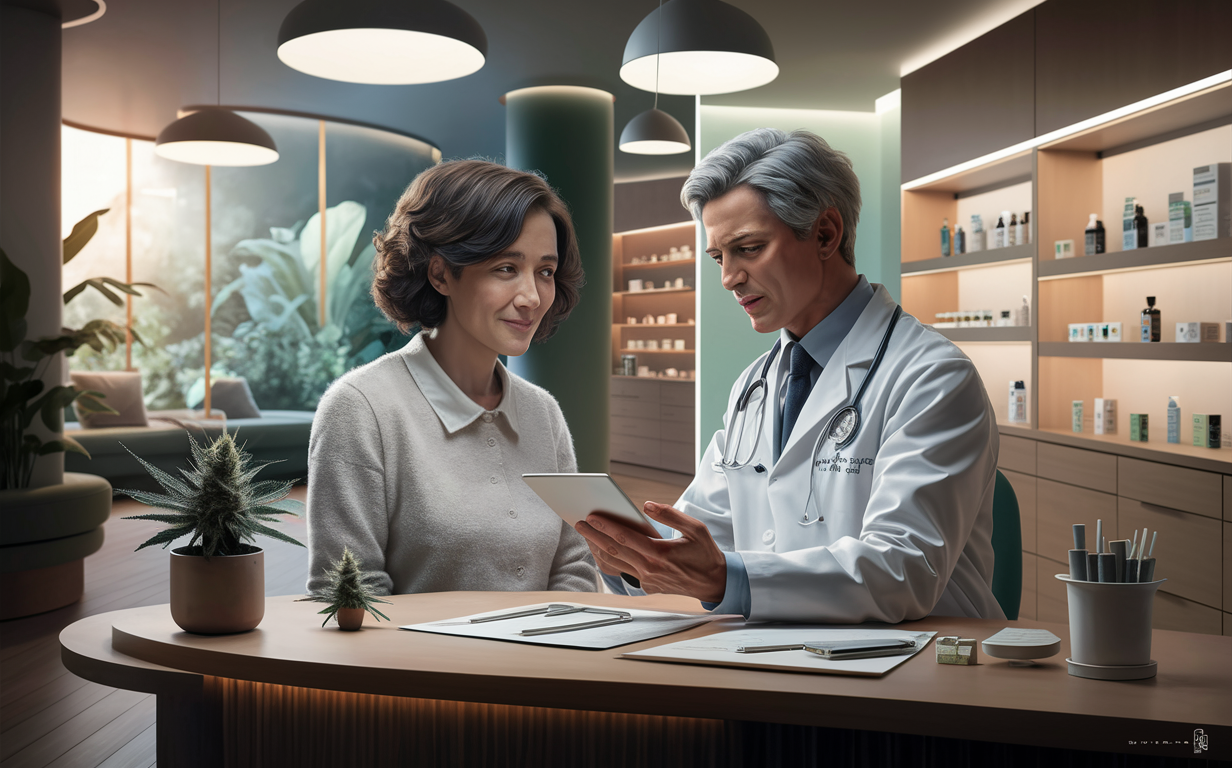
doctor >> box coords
[577,128,1004,623]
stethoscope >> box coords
[713,305,903,526]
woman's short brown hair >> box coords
[372,159,584,342]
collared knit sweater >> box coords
[306,333,597,596]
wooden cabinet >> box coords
[610,221,697,477]
[610,377,695,474]
[900,9,1035,183]
[1033,0,1232,136]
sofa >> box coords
[65,410,315,493]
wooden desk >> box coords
[61,592,1231,766]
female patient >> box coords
[306,160,596,596]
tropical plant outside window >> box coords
[62,115,438,411]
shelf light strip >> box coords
[901,70,1232,191]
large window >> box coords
[62,113,438,411]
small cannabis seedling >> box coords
[299,547,392,626]
[121,430,304,557]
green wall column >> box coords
[1,4,63,488]
[505,86,614,472]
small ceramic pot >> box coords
[170,546,264,634]
[336,607,366,631]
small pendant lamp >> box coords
[155,0,278,166]
[619,0,691,155]
[276,0,487,85]
[621,0,778,96]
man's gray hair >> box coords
[681,128,861,266]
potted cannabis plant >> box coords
[121,429,304,634]
[298,547,391,630]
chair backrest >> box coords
[990,469,1022,620]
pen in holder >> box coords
[1056,574,1166,680]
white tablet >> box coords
[522,473,660,537]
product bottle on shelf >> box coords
[969,214,984,252]
[1023,211,1031,244]
[1140,296,1161,342]
[1016,296,1030,327]
[954,226,965,254]
[1122,197,1138,251]
[1084,214,1105,255]
[941,218,951,257]
[1010,213,1021,246]
[1134,204,1149,248]
[993,212,1006,248]
[1008,381,1027,423]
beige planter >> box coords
[170,547,264,634]
[336,607,365,631]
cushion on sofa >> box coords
[210,377,261,418]
[70,371,148,428]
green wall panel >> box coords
[506,87,614,472]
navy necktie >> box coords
[781,343,816,453]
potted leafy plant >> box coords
[1,209,159,619]
[298,547,391,630]
[121,429,304,634]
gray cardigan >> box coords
[306,334,597,596]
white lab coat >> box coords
[678,284,1004,624]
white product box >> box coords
[1084,323,1097,342]
[1054,239,1074,259]
[1107,321,1122,342]
[1068,323,1085,342]
[1176,322,1220,343]
[1094,397,1117,435]
[1151,222,1168,247]
[1193,163,1231,241]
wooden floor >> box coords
[0,468,691,768]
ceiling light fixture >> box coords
[620,0,690,156]
[620,0,778,96]
[276,0,487,85]
[154,0,278,166]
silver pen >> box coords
[520,614,633,636]
[735,644,806,653]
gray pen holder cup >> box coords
[1056,574,1165,680]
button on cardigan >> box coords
[306,333,597,596]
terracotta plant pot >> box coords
[169,546,264,634]
[336,607,366,631]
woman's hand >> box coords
[574,502,727,604]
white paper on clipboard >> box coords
[623,628,936,677]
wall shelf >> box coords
[939,327,1033,342]
[1039,342,1232,362]
[1000,424,1231,475]
[619,348,694,354]
[1038,238,1231,279]
[903,244,1033,275]
[621,258,696,270]
[615,287,694,297]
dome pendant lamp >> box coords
[277,0,487,85]
[619,0,690,155]
[155,0,278,166]
[621,0,778,96]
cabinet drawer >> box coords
[1118,498,1222,613]
[611,415,658,440]
[1019,553,1037,620]
[660,439,696,475]
[1037,443,1116,494]
[1037,479,1117,565]
[1118,497,1221,609]
[1223,475,1231,521]
[1001,469,1037,554]
[998,435,1036,475]
[658,421,692,445]
[660,404,694,424]
[1153,591,1223,636]
[660,382,694,407]
[611,377,660,401]
[1224,522,1231,613]
[610,397,657,419]
[1117,457,1221,520]
[1036,557,1068,624]
[609,434,659,467]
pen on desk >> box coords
[735,644,806,654]
[1069,524,1088,581]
